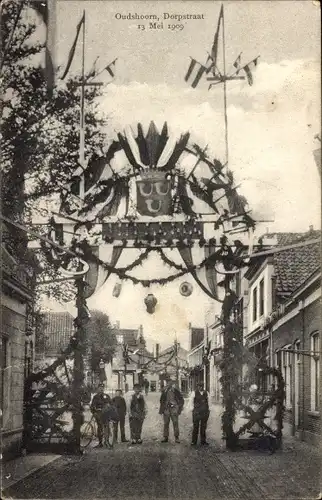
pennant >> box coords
[184,58,207,88]
[105,58,117,78]
[61,12,85,80]
[209,4,224,76]
[232,52,242,74]
[242,56,260,86]
[30,0,57,97]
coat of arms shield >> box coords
[136,172,172,216]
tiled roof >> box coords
[266,230,321,247]
[42,311,74,354]
[159,345,188,360]
[267,231,321,295]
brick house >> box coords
[243,228,320,445]
[1,241,35,459]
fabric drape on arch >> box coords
[83,245,123,299]
[177,245,222,302]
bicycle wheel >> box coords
[80,421,94,448]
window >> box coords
[116,335,124,344]
[282,346,292,407]
[259,279,265,317]
[252,287,258,322]
[0,336,8,412]
[311,332,320,411]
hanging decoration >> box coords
[144,293,158,314]
[112,282,122,297]
[179,281,193,297]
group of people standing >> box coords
[90,378,211,447]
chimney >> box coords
[309,225,314,233]
[155,343,160,359]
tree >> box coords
[1,0,107,301]
[1,0,105,227]
[85,310,117,372]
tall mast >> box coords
[222,6,229,165]
[79,10,86,197]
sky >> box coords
[37,0,321,350]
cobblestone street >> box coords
[3,393,321,500]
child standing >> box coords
[129,384,146,444]
[112,389,128,442]
[101,397,119,448]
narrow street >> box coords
[3,393,320,500]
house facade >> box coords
[1,241,35,460]
[106,324,152,393]
[157,343,189,393]
[243,229,321,445]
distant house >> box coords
[187,324,205,390]
[157,343,189,393]
[106,324,152,392]
[243,228,321,445]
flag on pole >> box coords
[104,58,118,78]
[208,3,224,76]
[184,58,208,88]
[232,52,243,73]
[242,56,260,85]
[61,12,85,80]
[30,0,57,97]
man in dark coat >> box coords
[159,379,184,443]
[90,383,111,447]
[129,384,146,444]
[189,381,210,446]
[112,389,128,442]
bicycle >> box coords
[80,414,116,449]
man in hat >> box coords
[159,379,184,443]
[188,381,210,446]
[90,383,111,447]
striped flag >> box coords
[184,58,208,88]
[30,0,57,97]
[232,52,243,73]
[242,56,260,86]
[104,58,118,78]
[61,12,85,80]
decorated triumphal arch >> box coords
[25,122,284,453]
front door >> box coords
[294,341,301,429]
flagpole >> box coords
[79,9,86,189]
[222,5,229,165]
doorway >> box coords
[294,340,301,430]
